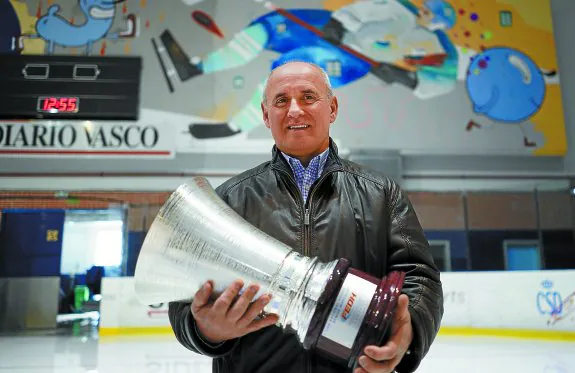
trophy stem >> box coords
[264,251,339,342]
[292,258,339,343]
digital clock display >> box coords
[37,96,79,114]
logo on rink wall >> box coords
[536,280,574,326]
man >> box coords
[168,61,443,373]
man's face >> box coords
[261,63,338,159]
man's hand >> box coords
[191,279,279,344]
[354,294,413,373]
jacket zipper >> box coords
[303,206,311,373]
[278,169,335,256]
[301,170,335,373]
[302,170,335,253]
[275,168,308,254]
[276,167,337,373]
[304,208,310,256]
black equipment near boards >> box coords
[0,54,142,120]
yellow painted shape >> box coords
[532,85,568,156]
[10,0,45,54]
[100,326,575,343]
[99,327,174,337]
[439,326,575,342]
[497,0,553,32]
[322,0,355,11]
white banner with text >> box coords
[0,119,175,158]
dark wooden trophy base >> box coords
[303,258,406,370]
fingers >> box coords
[396,294,409,317]
[227,283,260,321]
[212,279,244,315]
[357,355,398,373]
[191,280,213,314]
[392,295,410,334]
[246,311,279,333]
[364,341,398,362]
[238,293,273,326]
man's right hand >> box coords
[191,279,279,344]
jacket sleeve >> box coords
[166,183,240,358]
[386,181,444,373]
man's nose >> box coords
[287,99,304,117]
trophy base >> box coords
[303,259,406,369]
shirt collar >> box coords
[281,148,330,178]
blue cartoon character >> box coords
[157,0,458,139]
[466,47,546,123]
[23,0,137,55]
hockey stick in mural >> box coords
[151,37,175,93]
[256,0,420,90]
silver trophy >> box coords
[134,176,405,368]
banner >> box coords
[0,119,175,158]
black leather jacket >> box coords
[168,140,443,373]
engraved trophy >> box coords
[134,176,405,369]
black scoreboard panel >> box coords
[0,54,142,120]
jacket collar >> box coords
[271,137,344,176]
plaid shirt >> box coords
[282,148,329,203]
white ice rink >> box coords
[0,331,573,373]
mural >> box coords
[0,0,568,156]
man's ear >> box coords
[329,95,338,124]
[261,101,272,129]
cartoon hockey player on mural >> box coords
[157,0,459,139]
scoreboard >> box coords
[0,54,142,120]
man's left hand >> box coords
[354,294,413,373]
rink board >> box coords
[99,270,575,340]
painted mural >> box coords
[0,0,568,156]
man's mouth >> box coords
[288,124,310,130]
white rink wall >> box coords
[99,270,575,338]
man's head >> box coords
[261,61,338,163]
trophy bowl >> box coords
[134,176,405,368]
